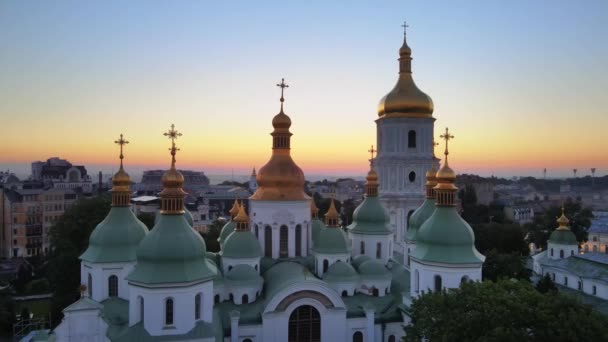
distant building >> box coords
[31,157,93,193]
[135,169,209,196]
[504,205,535,224]
[582,211,608,253]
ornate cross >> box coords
[114,133,129,164]
[276,78,289,110]
[368,145,377,160]
[401,21,409,35]
[163,124,182,160]
[440,127,454,158]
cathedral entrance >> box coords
[288,305,321,342]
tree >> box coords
[482,249,530,282]
[525,199,593,249]
[47,195,111,327]
[137,212,155,229]
[0,289,15,337]
[201,219,224,253]
[472,223,529,256]
[536,273,558,294]
[404,279,608,341]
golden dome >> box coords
[234,202,250,224]
[425,165,438,180]
[162,165,185,189]
[311,199,319,216]
[111,134,131,206]
[229,198,240,218]
[325,196,340,227]
[365,165,379,197]
[377,29,434,118]
[272,111,292,132]
[556,206,570,230]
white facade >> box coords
[313,251,351,277]
[81,261,135,302]
[409,258,482,297]
[547,242,579,260]
[349,232,394,265]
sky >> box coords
[1,0,607,180]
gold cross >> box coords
[401,21,409,35]
[276,78,289,111]
[163,124,182,161]
[368,145,377,160]
[114,133,129,163]
[440,127,454,159]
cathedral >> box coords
[41,26,485,342]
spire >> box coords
[399,20,412,73]
[434,127,458,206]
[325,195,340,227]
[311,198,319,219]
[234,202,250,231]
[229,197,240,219]
[251,167,256,177]
[111,133,131,206]
[160,124,187,215]
[272,78,293,149]
[365,146,379,197]
[556,205,570,230]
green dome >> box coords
[218,220,236,244]
[347,196,391,235]
[549,229,578,245]
[323,261,359,283]
[352,255,372,269]
[80,207,148,263]
[311,218,324,244]
[127,215,215,284]
[225,264,263,286]
[413,207,485,264]
[184,208,194,226]
[222,230,262,259]
[313,226,350,254]
[406,198,435,242]
[358,260,391,279]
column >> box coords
[230,310,240,342]
[272,227,279,259]
[364,307,375,342]
[288,225,295,258]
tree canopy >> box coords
[404,279,608,341]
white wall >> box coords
[410,258,482,298]
[349,232,394,265]
[81,261,135,302]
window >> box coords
[360,241,365,255]
[593,245,598,252]
[560,250,564,258]
[255,225,259,239]
[108,275,118,297]
[229,293,234,302]
[353,331,363,342]
[165,298,174,326]
[578,281,582,290]
[434,275,442,292]
[195,294,201,320]
[550,248,554,257]
[376,242,382,259]
[408,171,416,183]
[242,294,249,304]
[593,285,597,295]
[564,277,568,286]
[373,288,379,297]
[593,236,598,242]
[461,275,469,284]
[88,273,92,297]
[214,294,220,304]
[288,305,321,342]
[295,225,302,257]
[341,290,347,297]
[571,250,574,256]
[139,296,144,322]
[323,259,329,273]
[280,225,288,258]
[388,336,396,342]
[408,130,416,148]
[265,226,272,258]
[414,270,419,293]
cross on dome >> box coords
[440,127,454,161]
[276,78,289,111]
[164,124,182,163]
[401,20,409,35]
[368,145,377,161]
[114,133,129,165]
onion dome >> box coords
[406,164,438,242]
[358,260,391,280]
[377,25,434,118]
[80,134,148,263]
[229,198,240,218]
[250,78,310,201]
[323,261,359,283]
[222,205,262,259]
[352,255,373,270]
[218,199,241,245]
[549,207,578,245]
[325,195,340,227]
[127,125,215,284]
[348,162,391,235]
[314,197,349,254]
[184,207,194,226]
[225,264,263,287]
[413,129,484,264]
[311,198,325,244]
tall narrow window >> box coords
[108,275,118,297]
[353,331,363,342]
[434,275,442,292]
[564,277,568,286]
[195,294,201,320]
[551,248,554,257]
[408,130,416,148]
[376,242,382,259]
[265,226,272,258]
[593,285,597,295]
[242,294,249,304]
[87,273,92,297]
[288,305,321,342]
[360,241,365,255]
[139,296,144,322]
[255,225,259,239]
[388,336,396,342]
[280,225,288,258]
[323,259,329,273]
[560,250,564,258]
[165,298,174,326]
[295,225,302,257]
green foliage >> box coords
[201,219,224,253]
[0,289,15,336]
[47,195,111,327]
[473,223,529,256]
[25,278,50,295]
[536,273,558,294]
[404,279,608,341]
[525,199,593,249]
[482,249,530,282]
[137,212,156,229]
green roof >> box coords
[347,196,391,235]
[263,261,326,301]
[549,229,578,245]
[63,297,103,313]
[218,220,236,244]
[127,215,216,284]
[313,227,350,254]
[311,218,324,243]
[221,230,262,259]
[80,207,148,263]
[352,255,373,269]
[323,261,359,283]
[406,198,435,242]
[358,260,391,280]
[184,208,194,227]
[413,207,485,264]
[225,264,263,286]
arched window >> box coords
[360,241,365,255]
[414,270,419,293]
[229,293,234,302]
[139,296,144,322]
[408,130,416,148]
[323,259,329,273]
[341,290,347,297]
[108,275,118,297]
[373,288,379,297]
[593,285,597,295]
[255,225,259,239]
[434,275,442,292]
[288,305,320,342]
[242,294,249,304]
[280,225,288,258]
[388,336,396,342]
[214,294,220,304]
[560,250,564,258]
[409,171,416,183]
[87,273,92,297]
[376,242,382,259]
[195,294,201,320]
[578,281,582,290]
[295,225,302,257]
[571,250,574,256]
[550,248,554,257]
[564,277,568,286]
[165,298,174,326]
[265,226,272,258]
[353,331,364,342]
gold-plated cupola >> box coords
[111,134,131,207]
[160,124,187,215]
[434,128,458,206]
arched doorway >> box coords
[288,305,321,342]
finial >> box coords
[276,78,289,112]
[440,127,454,164]
[164,124,182,166]
[114,133,129,168]
[556,204,570,229]
[401,20,409,36]
[368,145,377,163]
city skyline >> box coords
[1,1,607,178]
